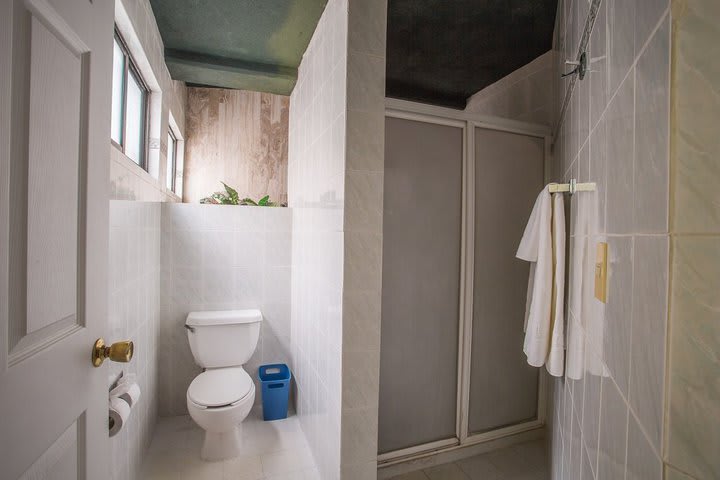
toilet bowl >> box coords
[185,309,262,461]
[186,367,255,460]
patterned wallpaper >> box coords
[183,88,289,205]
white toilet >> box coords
[185,309,262,461]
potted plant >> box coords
[200,182,285,206]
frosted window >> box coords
[124,68,146,166]
[175,143,184,197]
[166,131,176,190]
[110,29,148,170]
[110,38,124,144]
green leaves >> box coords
[221,182,239,204]
[199,182,281,207]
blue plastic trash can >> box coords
[258,364,291,421]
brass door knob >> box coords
[91,338,134,367]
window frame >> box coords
[167,128,178,192]
[111,28,150,170]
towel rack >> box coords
[548,179,596,195]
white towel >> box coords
[566,189,607,380]
[516,185,566,377]
[566,193,587,380]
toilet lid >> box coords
[188,367,253,407]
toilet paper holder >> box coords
[108,371,141,437]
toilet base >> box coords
[201,425,242,461]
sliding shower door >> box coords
[379,116,464,454]
[379,104,548,462]
[468,127,544,434]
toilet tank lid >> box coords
[186,309,263,327]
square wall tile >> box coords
[589,0,608,130]
[603,236,633,395]
[629,235,668,451]
[634,18,669,234]
[346,52,385,114]
[581,351,603,475]
[607,0,635,97]
[634,0,668,57]
[671,0,720,234]
[596,378,628,480]
[664,465,696,480]
[347,0,387,57]
[625,412,662,480]
[667,236,720,479]
[605,74,634,235]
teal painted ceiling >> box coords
[149,0,328,94]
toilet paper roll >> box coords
[119,382,141,408]
[118,372,137,385]
[109,397,131,437]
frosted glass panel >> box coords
[125,70,145,165]
[110,39,124,145]
[379,117,463,453]
[468,127,543,434]
[166,132,175,190]
[175,145,184,197]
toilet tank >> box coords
[185,309,262,368]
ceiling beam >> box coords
[165,49,297,95]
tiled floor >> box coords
[141,407,317,479]
[388,440,548,480]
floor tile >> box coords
[260,447,315,476]
[456,454,502,480]
[390,471,431,480]
[221,453,263,480]
[141,409,315,480]
[424,462,470,479]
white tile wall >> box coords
[288,0,387,478]
[664,1,720,477]
[111,0,186,203]
[107,0,186,472]
[341,1,386,478]
[288,0,348,477]
[549,1,671,479]
[465,50,556,126]
[108,201,162,480]
[158,204,293,415]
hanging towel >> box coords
[566,189,606,380]
[516,185,566,377]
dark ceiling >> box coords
[386,0,558,109]
[149,0,558,108]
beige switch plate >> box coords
[595,242,608,303]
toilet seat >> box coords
[188,367,253,408]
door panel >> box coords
[379,117,463,453]
[26,14,83,335]
[19,421,79,480]
[0,0,113,478]
[468,127,543,433]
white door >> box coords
[0,0,114,478]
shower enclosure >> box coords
[379,99,550,464]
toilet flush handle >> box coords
[185,324,195,333]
